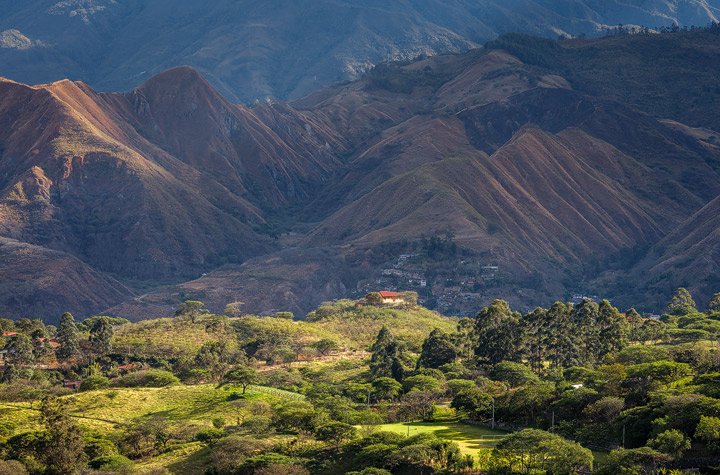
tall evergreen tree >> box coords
[370,326,408,381]
[40,396,86,474]
[572,300,601,365]
[597,300,628,359]
[6,333,35,366]
[453,317,476,359]
[89,317,113,355]
[474,300,522,365]
[522,307,552,372]
[545,302,580,368]
[56,312,80,361]
[668,288,696,315]
[417,328,457,369]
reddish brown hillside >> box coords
[0,75,272,282]
[3,40,720,318]
[107,67,347,207]
[0,237,131,321]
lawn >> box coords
[367,420,507,458]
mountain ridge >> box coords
[1,0,719,102]
[1,28,720,318]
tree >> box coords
[474,300,522,365]
[369,326,408,381]
[224,301,245,317]
[521,308,551,372]
[596,300,628,359]
[40,396,86,474]
[602,447,671,474]
[708,293,720,313]
[668,288,696,315]
[546,302,582,367]
[195,341,232,382]
[56,312,80,361]
[453,317,476,359]
[491,429,593,474]
[451,388,492,420]
[219,366,257,393]
[312,338,339,356]
[371,377,403,401]
[315,421,357,447]
[6,334,35,367]
[401,291,418,306]
[490,361,540,387]
[397,391,436,422]
[402,375,442,393]
[648,429,690,459]
[366,292,383,305]
[573,299,601,364]
[583,397,624,423]
[89,317,113,355]
[175,300,207,323]
[695,415,720,450]
[417,328,457,369]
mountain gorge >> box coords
[1,26,720,320]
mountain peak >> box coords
[138,66,212,93]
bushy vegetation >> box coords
[2,288,720,473]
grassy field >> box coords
[367,420,507,458]
[111,303,457,360]
[307,300,457,349]
[112,317,240,358]
[0,383,285,438]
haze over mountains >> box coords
[1,0,719,102]
[1,23,720,320]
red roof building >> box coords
[376,291,406,305]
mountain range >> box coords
[1,26,720,320]
[1,0,719,103]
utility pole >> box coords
[622,423,626,448]
[551,411,555,432]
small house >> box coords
[378,291,405,305]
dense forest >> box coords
[1,288,720,473]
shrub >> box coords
[80,374,110,391]
[648,429,691,459]
[209,436,271,474]
[0,460,28,475]
[255,464,309,475]
[84,436,119,459]
[115,369,179,388]
[88,454,134,471]
[347,469,392,475]
[242,416,273,435]
[195,428,225,443]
